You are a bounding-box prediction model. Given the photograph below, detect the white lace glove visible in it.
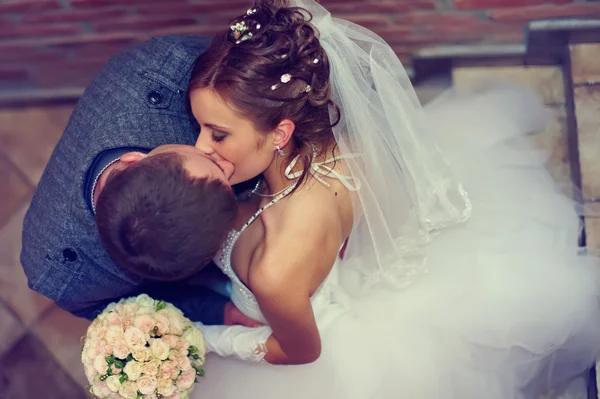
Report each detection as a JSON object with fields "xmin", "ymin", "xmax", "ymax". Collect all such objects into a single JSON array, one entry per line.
[{"xmin": 195, "ymin": 323, "xmax": 273, "ymax": 363}]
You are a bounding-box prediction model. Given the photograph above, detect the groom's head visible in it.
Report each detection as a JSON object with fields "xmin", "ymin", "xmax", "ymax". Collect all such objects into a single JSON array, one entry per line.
[{"xmin": 95, "ymin": 145, "xmax": 237, "ymax": 281}]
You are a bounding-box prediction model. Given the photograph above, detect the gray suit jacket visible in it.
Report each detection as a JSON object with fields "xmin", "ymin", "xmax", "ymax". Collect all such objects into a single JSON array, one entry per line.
[{"xmin": 21, "ymin": 35, "xmax": 229, "ymax": 324}]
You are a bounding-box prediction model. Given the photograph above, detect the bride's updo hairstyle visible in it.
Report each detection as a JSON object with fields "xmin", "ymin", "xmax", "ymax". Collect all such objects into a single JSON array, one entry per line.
[{"xmin": 188, "ymin": 0, "xmax": 340, "ymax": 187}]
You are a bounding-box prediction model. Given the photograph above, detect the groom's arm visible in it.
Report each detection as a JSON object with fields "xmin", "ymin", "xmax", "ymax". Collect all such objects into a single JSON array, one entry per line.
[
  {"xmin": 39, "ymin": 274, "xmax": 230, "ymax": 325},
  {"xmin": 145, "ymin": 283, "xmax": 228, "ymax": 325}
]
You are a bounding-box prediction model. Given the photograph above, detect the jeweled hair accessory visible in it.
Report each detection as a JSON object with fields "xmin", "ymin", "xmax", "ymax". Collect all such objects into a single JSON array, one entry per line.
[
  {"xmin": 270, "ymin": 73, "xmax": 291, "ymax": 90},
  {"xmin": 230, "ymin": 21, "xmax": 252, "ymax": 44},
  {"xmin": 230, "ymin": 8, "xmax": 263, "ymax": 45},
  {"xmin": 270, "ymin": 73, "xmax": 311, "ymax": 93}
]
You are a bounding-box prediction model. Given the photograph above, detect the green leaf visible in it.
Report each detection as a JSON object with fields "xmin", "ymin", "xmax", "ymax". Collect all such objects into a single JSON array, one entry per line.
[
  {"xmin": 106, "ymin": 367, "xmax": 113, "ymax": 376},
  {"xmin": 119, "ymin": 374, "xmax": 128, "ymax": 384},
  {"xmin": 192, "ymin": 354, "xmax": 200, "ymax": 360},
  {"xmin": 197, "ymin": 369, "xmax": 205, "ymax": 377},
  {"xmin": 126, "ymin": 354, "xmax": 134, "ymax": 362},
  {"xmin": 137, "ymin": 393, "xmax": 143, "ymax": 399},
  {"xmin": 105, "ymin": 355, "xmax": 115, "ymax": 364},
  {"xmin": 155, "ymin": 301, "xmax": 166, "ymax": 311},
  {"xmin": 188, "ymin": 346, "xmax": 198, "ymax": 354},
  {"xmin": 114, "ymin": 360, "xmax": 125, "ymax": 369}
]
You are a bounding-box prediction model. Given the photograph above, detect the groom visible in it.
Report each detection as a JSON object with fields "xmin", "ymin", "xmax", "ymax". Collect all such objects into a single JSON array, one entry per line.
[{"xmin": 20, "ymin": 35, "xmax": 257, "ymax": 327}]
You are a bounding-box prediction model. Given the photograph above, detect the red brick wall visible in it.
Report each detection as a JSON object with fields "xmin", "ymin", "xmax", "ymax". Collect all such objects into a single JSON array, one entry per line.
[{"xmin": 1, "ymin": 0, "xmax": 600, "ymax": 93}]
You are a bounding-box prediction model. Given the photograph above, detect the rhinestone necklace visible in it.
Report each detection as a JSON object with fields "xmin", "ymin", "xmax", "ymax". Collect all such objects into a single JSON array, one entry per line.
[{"xmin": 253, "ymin": 178, "xmax": 299, "ymax": 198}]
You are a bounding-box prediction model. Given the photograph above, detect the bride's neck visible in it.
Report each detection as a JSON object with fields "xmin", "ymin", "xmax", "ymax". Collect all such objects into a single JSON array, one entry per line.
[{"xmin": 261, "ymin": 151, "xmax": 305, "ymax": 195}]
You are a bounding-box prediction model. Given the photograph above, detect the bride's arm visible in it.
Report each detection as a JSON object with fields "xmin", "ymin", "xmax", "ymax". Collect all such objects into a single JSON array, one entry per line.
[
  {"xmin": 196, "ymin": 191, "xmax": 348, "ymax": 365},
  {"xmin": 250, "ymin": 193, "xmax": 345, "ymax": 364}
]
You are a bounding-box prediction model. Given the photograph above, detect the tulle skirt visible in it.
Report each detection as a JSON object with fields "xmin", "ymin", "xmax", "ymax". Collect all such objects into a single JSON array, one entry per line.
[{"xmin": 192, "ymin": 85, "xmax": 600, "ymax": 399}]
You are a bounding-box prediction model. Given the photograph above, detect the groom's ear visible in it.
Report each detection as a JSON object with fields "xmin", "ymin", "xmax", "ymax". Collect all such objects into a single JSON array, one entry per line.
[
  {"xmin": 272, "ymin": 119, "xmax": 295, "ymax": 149},
  {"xmin": 119, "ymin": 152, "xmax": 148, "ymax": 165}
]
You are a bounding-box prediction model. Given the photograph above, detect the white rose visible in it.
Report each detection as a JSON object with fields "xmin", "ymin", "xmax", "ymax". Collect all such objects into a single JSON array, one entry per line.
[
  {"xmin": 141, "ymin": 361, "xmax": 159, "ymax": 376},
  {"xmin": 105, "ymin": 325, "xmax": 124, "ymax": 345},
  {"xmin": 81, "ymin": 340, "xmax": 90, "ymax": 363},
  {"xmin": 92, "ymin": 381, "xmax": 112, "ymax": 398},
  {"xmin": 118, "ymin": 380, "xmax": 138, "ymax": 399},
  {"xmin": 123, "ymin": 301, "xmax": 139, "ymax": 314},
  {"xmin": 123, "ymin": 360, "xmax": 143, "ymax": 381},
  {"xmin": 132, "ymin": 347, "xmax": 151, "ymax": 363},
  {"xmin": 159, "ymin": 360, "xmax": 177, "ymax": 376},
  {"xmin": 176, "ymin": 369, "xmax": 196, "ymax": 390},
  {"xmin": 136, "ymin": 306, "xmax": 154, "ymax": 316},
  {"xmin": 177, "ymin": 337, "xmax": 190, "ymax": 352},
  {"xmin": 89, "ymin": 320, "xmax": 106, "ymax": 339},
  {"xmin": 121, "ymin": 319, "xmax": 133, "ymax": 330},
  {"xmin": 94, "ymin": 354, "xmax": 109, "ymax": 375},
  {"xmin": 154, "ymin": 315, "xmax": 170, "ymax": 335},
  {"xmin": 181, "ymin": 327, "xmax": 206, "ymax": 363},
  {"xmin": 101, "ymin": 340, "xmax": 114, "ymax": 356},
  {"xmin": 135, "ymin": 294, "xmax": 155, "ymax": 308},
  {"xmin": 167, "ymin": 349, "xmax": 181, "ymax": 361},
  {"xmin": 104, "ymin": 302, "xmax": 117, "ymax": 313},
  {"xmin": 110, "ymin": 364, "xmax": 122, "ymax": 375},
  {"xmin": 170, "ymin": 368, "xmax": 180, "ymax": 381},
  {"xmin": 86, "ymin": 343, "xmax": 101, "ymax": 361},
  {"xmin": 134, "ymin": 314, "xmax": 155, "ymax": 335},
  {"xmin": 148, "ymin": 358, "xmax": 162, "ymax": 370},
  {"xmin": 177, "ymin": 356, "xmax": 192, "ymax": 372},
  {"xmin": 124, "ymin": 326, "xmax": 146, "ymax": 350},
  {"xmin": 137, "ymin": 375, "xmax": 158, "ymax": 395},
  {"xmin": 150, "ymin": 338, "xmax": 170, "ymax": 361},
  {"xmin": 168, "ymin": 315, "xmax": 185, "ymax": 336},
  {"xmin": 157, "ymin": 378, "xmax": 176, "ymax": 397},
  {"xmin": 113, "ymin": 340, "xmax": 130, "ymax": 360},
  {"xmin": 161, "ymin": 335, "xmax": 179, "ymax": 349},
  {"xmin": 105, "ymin": 375, "xmax": 122, "ymax": 393},
  {"xmin": 105, "ymin": 312, "xmax": 123, "ymax": 327},
  {"xmin": 83, "ymin": 362, "xmax": 96, "ymax": 383},
  {"xmin": 163, "ymin": 304, "xmax": 184, "ymax": 318}
]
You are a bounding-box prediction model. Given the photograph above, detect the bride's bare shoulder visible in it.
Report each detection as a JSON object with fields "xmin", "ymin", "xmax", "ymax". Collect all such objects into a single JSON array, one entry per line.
[{"xmin": 247, "ymin": 184, "xmax": 345, "ymax": 295}]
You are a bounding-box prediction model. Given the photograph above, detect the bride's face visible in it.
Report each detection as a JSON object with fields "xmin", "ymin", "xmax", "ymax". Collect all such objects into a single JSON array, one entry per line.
[{"xmin": 189, "ymin": 88, "xmax": 276, "ymax": 185}]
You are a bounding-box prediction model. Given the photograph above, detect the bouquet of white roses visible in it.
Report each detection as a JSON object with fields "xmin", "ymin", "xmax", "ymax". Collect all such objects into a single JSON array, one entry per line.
[{"xmin": 81, "ymin": 294, "xmax": 206, "ymax": 399}]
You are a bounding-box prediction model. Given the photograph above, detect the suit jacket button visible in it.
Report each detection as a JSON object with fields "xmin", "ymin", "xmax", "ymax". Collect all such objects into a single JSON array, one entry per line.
[
  {"xmin": 62, "ymin": 248, "xmax": 78, "ymax": 262},
  {"xmin": 147, "ymin": 91, "xmax": 163, "ymax": 105}
]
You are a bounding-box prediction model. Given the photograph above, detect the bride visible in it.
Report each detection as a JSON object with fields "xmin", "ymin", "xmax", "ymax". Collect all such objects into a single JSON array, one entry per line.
[{"xmin": 186, "ymin": 0, "xmax": 600, "ymax": 397}]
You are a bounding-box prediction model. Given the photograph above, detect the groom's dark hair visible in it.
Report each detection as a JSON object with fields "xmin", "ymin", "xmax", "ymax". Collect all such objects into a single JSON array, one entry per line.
[{"xmin": 95, "ymin": 152, "xmax": 237, "ymax": 281}]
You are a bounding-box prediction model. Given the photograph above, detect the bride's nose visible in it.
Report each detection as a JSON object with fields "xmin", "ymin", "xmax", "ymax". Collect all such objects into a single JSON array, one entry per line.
[{"xmin": 195, "ymin": 133, "xmax": 214, "ymax": 155}]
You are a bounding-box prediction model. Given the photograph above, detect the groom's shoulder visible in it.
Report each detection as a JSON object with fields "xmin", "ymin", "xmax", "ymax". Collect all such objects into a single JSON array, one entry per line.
[
  {"xmin": 31, "ymin": 34, "xmax": 213, "ymax": 207},
  {"xmin": 20, "ymin": 35, "xmax": 213, "ymax": 309}
]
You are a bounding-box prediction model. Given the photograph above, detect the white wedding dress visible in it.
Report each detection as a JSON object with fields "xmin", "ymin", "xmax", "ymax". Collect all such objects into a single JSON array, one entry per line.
[{"xmin": 192, "ymin": 86, "xmax": 600, "ymax": 399}]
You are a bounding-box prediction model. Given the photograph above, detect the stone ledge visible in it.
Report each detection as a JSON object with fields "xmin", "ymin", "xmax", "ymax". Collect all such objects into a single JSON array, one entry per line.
[{"xmin": 526, "ymin": 18, "xmax": 600, "ymax": 58}]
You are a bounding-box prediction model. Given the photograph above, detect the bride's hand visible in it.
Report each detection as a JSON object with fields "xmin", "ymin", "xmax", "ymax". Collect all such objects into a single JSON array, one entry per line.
[{"xmin": 224, "ymin": 301, "xmax": 263, "ymax": 328}]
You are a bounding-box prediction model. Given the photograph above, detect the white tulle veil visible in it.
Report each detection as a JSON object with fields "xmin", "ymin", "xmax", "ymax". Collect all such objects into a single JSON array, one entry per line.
[{"xmin": 291, "ymin": 0, "xmax": 473, "ymax": 294}]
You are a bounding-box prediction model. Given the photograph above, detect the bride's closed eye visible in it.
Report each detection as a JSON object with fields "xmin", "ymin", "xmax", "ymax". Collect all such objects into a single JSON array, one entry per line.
[{"xmin": 211, "ymin": 129, "xmax": 227, "ymax": 143}]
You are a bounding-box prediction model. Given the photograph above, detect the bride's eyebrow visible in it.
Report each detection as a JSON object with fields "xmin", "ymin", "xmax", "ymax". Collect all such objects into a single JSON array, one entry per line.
[{"xmin": 205, "ymin": 123, "xmax": 230, "ymax": 132}]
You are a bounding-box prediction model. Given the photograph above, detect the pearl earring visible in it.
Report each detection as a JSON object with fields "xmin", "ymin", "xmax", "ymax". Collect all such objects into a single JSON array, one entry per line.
[{"xmin": 276, "ymin": 146, "xmax": 285, "ymax": 157}]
